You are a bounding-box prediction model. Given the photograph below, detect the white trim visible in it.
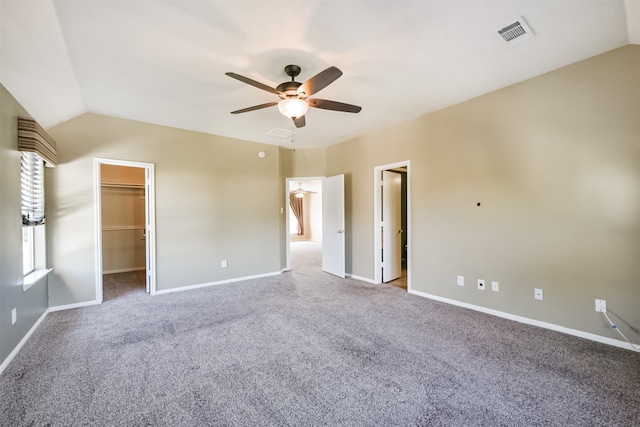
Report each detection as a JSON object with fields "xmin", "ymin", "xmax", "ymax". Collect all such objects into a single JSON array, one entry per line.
[
  {"xmin": 155, "ymin": 271, "xmax": 282, "ymax": 295},
  {"xmin": 347, "ymin": 274, "xmax": 376, "ymax": 284},
  {"xmin": 49, "ymin": 299, "xmax": 101, "ymax": 312},
  {"xmin": 373, "ymin": 161, "xmax": 411, "ymax": 289},
  {"xmin": 0, "ymin": 309, "xmax": 49, "ymax": 375},
  {"xmin": 94, "ymin": 158, "xmax": 157, "ymax": 301},
  {"xmin": 145, "ymin": 165, "xmax": 157, "ymax": 295},
  {"xmin": 93, "ymin": 158, "xmax": 103, "ymax": 303},
  {"xmin": 23, "ymin": 268, "xmax": 52, "ymax": 291},
  {"xmin": 409, "ymin": 289, "xmax": 640, "ymax": 352}
]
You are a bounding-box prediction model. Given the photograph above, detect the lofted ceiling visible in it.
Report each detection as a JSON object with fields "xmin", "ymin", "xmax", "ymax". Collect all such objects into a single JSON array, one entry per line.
[{"xmin": 1, "ymin": 0, "xmax": 638, "ymax": 149}]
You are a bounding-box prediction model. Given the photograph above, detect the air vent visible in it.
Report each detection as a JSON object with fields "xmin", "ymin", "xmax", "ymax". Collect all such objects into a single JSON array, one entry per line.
[
  {"xmin": 497, "ymin": 17, "xmax": 534, "ymax": 46},
  {"xmin": 266, "ymin": 128, "xmax": 295, "ymax": 138}
]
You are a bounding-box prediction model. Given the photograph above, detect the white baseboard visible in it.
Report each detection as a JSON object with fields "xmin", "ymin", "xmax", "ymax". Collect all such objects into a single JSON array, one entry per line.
[
  {"xmin": 49, "ymin": 299, "xmax": 101, "ymax": 312},
  {"xmin": 155, "ymin": 271, "xmax": 283, "ymax": 295},
  {"xmin": 347, "ymin": 274, "xmax": 376, "ymax": 284},
  {"xmin": 0, "ymin": 309, "xmax": 50, "ymax": 376},
  {"xmin": 409, "ymin": 289, "xmax": 639, "ymax": 352}
]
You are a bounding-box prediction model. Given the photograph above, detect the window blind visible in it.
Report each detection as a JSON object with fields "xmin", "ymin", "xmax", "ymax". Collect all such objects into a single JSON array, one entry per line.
[{"xmin": 21, "ymin": 152, "xmax": 45, "ymax": 226}]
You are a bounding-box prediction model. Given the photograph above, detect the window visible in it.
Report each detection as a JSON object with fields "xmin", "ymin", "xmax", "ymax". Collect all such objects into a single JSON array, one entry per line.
[
  {"xmin": 22, "ymin": 226, "xmax": 35, "ymax": 275},
  {"xmin": 21, "ymin": 151, "xmax": 45, "ymax": 277},
  {"xmin": 17, "ymin": 116, "xmax": 57, "ymax": 287},
  {"xmin": 289, "ymin": 205, "xmax": 299, "ymax": 234},
  {"xmin": 21, "ymin": 151, "xmax": 45, "ymax": 226}
]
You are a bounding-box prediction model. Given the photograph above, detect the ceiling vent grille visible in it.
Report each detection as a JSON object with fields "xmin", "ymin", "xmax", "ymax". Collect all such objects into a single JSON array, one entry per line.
[{"xmin": 497, "ymin": 17, "xmax": 534, "ymax": 46}]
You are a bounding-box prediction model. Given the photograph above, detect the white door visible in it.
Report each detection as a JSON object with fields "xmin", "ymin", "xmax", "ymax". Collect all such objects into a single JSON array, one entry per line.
[
  {"xmin": 322, "ymin": 174, "xmax": 345, "ymax": 278},
  {"xmin": 382, "ymin": 171, "xmax": 402, "ymax": 282}
]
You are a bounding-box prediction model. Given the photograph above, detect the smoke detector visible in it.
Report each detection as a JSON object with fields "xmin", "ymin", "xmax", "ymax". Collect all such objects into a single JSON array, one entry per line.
[{"xmin": 497, "ymin": 17, "xmax": 534, "ymax": 46}]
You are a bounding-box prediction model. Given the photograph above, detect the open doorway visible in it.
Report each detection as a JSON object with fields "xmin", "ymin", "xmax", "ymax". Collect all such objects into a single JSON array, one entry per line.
[
  {"xmin": 374, "ymin": 161, "xmax": 410, "ymax": 290},
  {"xmin": 285, "ymin": 177, "xmax": 323, "ymax": 272},
  {"xmin": 94, "ymin": 158, "xmax": 156, "ymax": 302}
]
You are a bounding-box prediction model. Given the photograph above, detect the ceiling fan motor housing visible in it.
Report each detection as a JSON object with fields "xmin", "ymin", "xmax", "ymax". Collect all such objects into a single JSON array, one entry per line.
[
  {"xmin": 278, "ymin": 65, "xmax": 304, "ymax": 98},
  {"xmin": 276, "ymin": 81, "xmax": 302, "ymax": 98}
]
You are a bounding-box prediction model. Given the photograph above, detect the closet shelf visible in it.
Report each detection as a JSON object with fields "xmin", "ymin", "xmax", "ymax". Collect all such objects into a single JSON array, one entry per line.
[
  {"xmin": 102, "ymin": 225, "xmax": 146, "ymax": 231},
  {"xmin": 101, "ymin": 182, "xmax": 145, "ymax": 189}
]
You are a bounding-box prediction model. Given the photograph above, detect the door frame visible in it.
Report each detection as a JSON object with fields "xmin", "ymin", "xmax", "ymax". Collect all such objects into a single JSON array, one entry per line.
[
  {"xmin": 284, "ymin": 176, "xmax": 324, "ymax": 271},
  {"xmin": 93, "ymin": 158, "xmax": 157, "ymax": 301},
  {"xmin": 374, "ymin": 161, "xmax": 411, "ymax": 289}
]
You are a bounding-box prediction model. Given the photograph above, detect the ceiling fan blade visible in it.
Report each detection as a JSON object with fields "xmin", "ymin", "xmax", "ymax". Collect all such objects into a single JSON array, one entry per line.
[
  {"xmin": 225, "ymin": 72, "xmax": 283, "ymax": 95},
  {"xmin": 308, "ymin": 98, "xmax": 362, "ymax": 113},
  {"xmin": 230, "ymin": 102, "xmax": 278, "ymax": 114},
  {"xmin": 297, "ymin": 66, "xmax": 343, "ymax": 97},
  {"xmin": 293, "ymin": 115, "xmax": 306, "ymax": 128}
]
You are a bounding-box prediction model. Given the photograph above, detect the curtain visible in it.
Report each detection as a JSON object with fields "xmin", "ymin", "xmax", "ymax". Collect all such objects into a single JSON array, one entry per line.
[
  {"xmin": 289, "ymin": 193, "xmax": 304, "ymax": 235},
  {"xmin": 18, "ymin": 117, "xmax": 57, "ymax": 226},
  {"xmin": 18, "ymin": 117, "xmax": 57, "ymax": 167}
]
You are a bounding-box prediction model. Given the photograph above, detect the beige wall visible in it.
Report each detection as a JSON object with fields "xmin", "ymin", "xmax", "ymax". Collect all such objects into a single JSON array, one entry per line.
[
  {"xmin": 309, "ymin": 192, "xmax": 322, "ymax": 241},
  {"xmin": 0, "ymin": 85, "xmax": 49, "ymax": 363},
  {"xmin": 47, "ymin": 114, "xmax": 282, "ymax": 305},
  {"xmin": 326, "ymin": 45, "xmax": 640, "ymax": 343},
  {"xmin": 280, "ymin": 147, "xmax": 327, "ymax": 179}
]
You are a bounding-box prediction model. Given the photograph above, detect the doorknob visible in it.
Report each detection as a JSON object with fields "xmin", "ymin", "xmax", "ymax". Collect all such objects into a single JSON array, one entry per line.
[{"xmin": 337, "ymin": 229, "xmax": 345, "ymax": 234}]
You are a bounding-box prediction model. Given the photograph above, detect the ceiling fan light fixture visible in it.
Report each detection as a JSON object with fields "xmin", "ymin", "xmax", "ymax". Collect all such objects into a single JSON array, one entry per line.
[
  {"xmin": 295, "ymin": 191, "xmax": 304, "ymax": 198},
  {"xmin": 278, "ymin": 98, "xmax": 308, "ymax": 119},
  {"xmin": 227, "ymin": 65, "xmax": 361, "ymax": 128}
]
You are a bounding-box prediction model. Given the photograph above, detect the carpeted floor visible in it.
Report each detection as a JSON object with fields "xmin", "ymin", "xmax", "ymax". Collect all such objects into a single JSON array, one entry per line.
[{"xmin": 1, "ymin": 241, "xmax": 639, "ymax": 426}]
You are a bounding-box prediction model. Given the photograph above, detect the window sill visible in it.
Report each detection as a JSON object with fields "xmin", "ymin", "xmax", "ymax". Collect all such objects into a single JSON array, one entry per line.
[{"xmin": 23, "ymin": 268, "xmax": 52, "ymax": 291}]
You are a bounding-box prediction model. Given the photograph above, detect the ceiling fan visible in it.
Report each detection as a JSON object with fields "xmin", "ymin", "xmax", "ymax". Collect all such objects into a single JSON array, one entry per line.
[
  {"xmin": 225, "ymin": 65, "xmax": 362, "ymax": 128},
  {"xmin": 291, "ymin": 181, "xmax": 318, "ymax": 198}
]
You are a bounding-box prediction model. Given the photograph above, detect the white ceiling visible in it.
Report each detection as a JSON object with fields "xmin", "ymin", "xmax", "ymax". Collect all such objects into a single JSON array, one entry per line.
[{"xmin": 1, "ymin": 0, "xmax": 638, "ymax": 149}]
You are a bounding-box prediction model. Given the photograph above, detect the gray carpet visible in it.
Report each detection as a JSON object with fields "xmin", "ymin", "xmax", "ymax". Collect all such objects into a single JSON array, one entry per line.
[{"xmin": 2, "ymin": 241, "xmax": 639, "ymax": 426}]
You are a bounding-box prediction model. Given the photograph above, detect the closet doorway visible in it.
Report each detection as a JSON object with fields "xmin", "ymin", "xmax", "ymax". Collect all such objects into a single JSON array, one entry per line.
[{"xmin": 94, "ymin": 158, "xmax": 156, "ymax": 301}]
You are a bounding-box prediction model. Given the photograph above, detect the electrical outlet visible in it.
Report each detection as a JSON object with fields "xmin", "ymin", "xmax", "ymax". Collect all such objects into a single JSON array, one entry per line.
[
  {"xmin": 457, "ymin": 275, "xmax": 464, "ymax": 286},
  {"xmin": 491, "ymin": 281, "xmax": 499, "ymax": 292},
  {"xmin": 534, "ymin": 288, "xmax": 543, "ymax": 300},
  {"xmin": 11, "ymin": 308, "xmax": 17, "ymax": 325},
  {"xmin": 477, "ymin": 279, "xmax": 485, "ymax": 290},
  {"xmin": 221, "ymin": 260, "xmax": 228, "ymax": 268},
  {"xmin": 595, "ymin": 299, "xmax": 606, "ymax": 313}
]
